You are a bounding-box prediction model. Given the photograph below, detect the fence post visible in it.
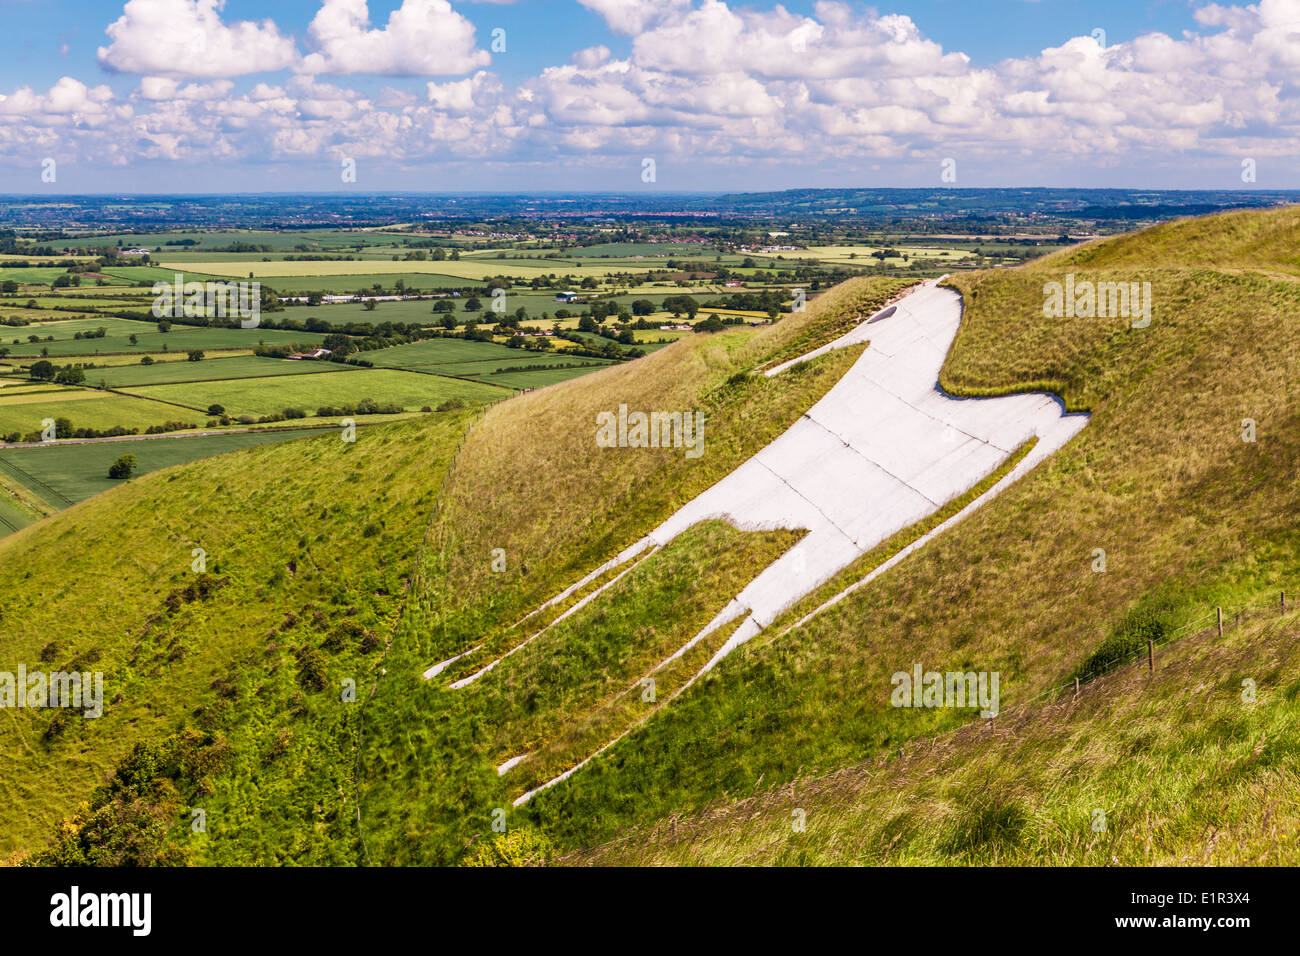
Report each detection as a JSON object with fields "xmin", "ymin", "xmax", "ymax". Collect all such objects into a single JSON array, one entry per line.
[
  {"xmin": 1147, "ymin": 638, "xmax": 1154, "ymax": 672},
  {"xmin": 1217, "ymin": 606, "xmax": 1223, "ymax": 638},
  {"xmin": 1074, "ymin": 676, "xmax": 1080, "ymax": 698},
  {"xmin": 1283, "ymin": 591, "xmax": 1287, "ymax": 615}
]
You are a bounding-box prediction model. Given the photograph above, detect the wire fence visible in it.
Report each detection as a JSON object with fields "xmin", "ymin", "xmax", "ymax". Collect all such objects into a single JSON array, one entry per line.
[
  {"xmin": 971, "ymin": 589, "xmax": 1293, "ymax": 726},
  {"xmin": 569, "ymin": 588, "xmax": 1298, "ymax": 858}
]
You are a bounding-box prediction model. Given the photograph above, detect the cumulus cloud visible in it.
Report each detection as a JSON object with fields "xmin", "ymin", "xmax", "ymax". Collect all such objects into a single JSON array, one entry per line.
[
  {"xmin": 300, "ymin": 0, "xmax": 492, "ymax": 76},
  {"xmin": 97, "ymin": 0, "xmax": 296, "ymax": 78},
  {"xmin": 577, "ymin": 0, "xmax": 692, "ymax": 35},
  {"xmin": 11, "ymin": 0, "xmax": 1300, "ymax": 182},
  {"xmin": 0, "ymin": 77, "xmax": 120, "ymax": 121},
  {"xmin": 138, "ymin": 77, "xmax": 235, "ymax": 101}
]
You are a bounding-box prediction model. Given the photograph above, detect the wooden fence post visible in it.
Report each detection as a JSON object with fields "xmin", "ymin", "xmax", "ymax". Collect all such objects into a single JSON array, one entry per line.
[
  {"xmin": 1074, "ymin": 676, "xmax": 1080, "ymax": 698},
  {"xmin": 1217, "ymin": 606, "xmax": 1223, "ymax": 638},
  {"xmin": 1283, "ymin": 591, "xmax": 1287, "ymax": 615},
  {"xmin": 1147, "ymin": 638, "xmax": 1154, "ymax": 672}
]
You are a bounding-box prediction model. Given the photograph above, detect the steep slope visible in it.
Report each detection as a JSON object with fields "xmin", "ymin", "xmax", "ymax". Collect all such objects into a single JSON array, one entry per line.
[
  {"xmin": 2, "ymin": 275, "xmax": 910, "ymax": 863},
  {"xmin": 9, "ymin": 206, "xmax": 1300, "ymax": 867},
  {"xmin": 0, "ymin": 411, "xmax": 472, "ymax": 861},
  {"xmin": 511, "ymin": 208, "xmax": 1300, "ymax": 858},
  {"xmin": 568, "ymin": 599, "xmax": 1300, "ymax": 866}
]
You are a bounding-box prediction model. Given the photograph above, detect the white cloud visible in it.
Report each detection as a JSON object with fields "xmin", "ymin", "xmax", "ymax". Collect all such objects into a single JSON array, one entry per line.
[
  {"xmin": 10, "ymin": 0, "xmax": 1300, "ymax": 183},
  {"xmin": 138, "ymin": 77, "xmax": 235, "ymax": 101},
  {"xmin": 301, "ymin": 0, "xmax": 492, "ymax": 76},
  {"xmin": 577, "ymin": 0, "xmax": 692, "ymax": 35},
  {"xmin": 0, "ymin": 77, "xmax": 120, "ymax": 121},
  {"xmin": 98, "ymin": 0, "xmax": 296, "ymax": 78}
]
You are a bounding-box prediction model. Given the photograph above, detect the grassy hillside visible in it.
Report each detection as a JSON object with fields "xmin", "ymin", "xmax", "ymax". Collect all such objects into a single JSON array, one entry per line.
[
  {"xmin": 0, "ymin": 411, "xmax": 471, "ymax": 860},
  {"xmin": 7, "ymin": 205, "xmax": 1300, "ymax": 868},
  {"xmin": 569, "ymin": 601, "xmax": 1300, "ymax": 865},
  {"xmin": 0, "ymin": 276, "xmax": 908, "ymax": 863}
]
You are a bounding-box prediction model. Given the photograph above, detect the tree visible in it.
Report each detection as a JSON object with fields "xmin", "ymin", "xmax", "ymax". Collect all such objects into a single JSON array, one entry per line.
[
  {"xmin": 0, "ymin": 280, "xmax": 17, "ymax": 294},
  {"xmin": 140, "ymin": 356, "xmax": 155, "ymax": 365},
  {"xmin": 207, "ymin": 404, "xmax": 225, "ymax": 415},
  {"xmin": 322, "ymin": 333, "xmax": 353, "ymax": 356},
  {"xmin": 187, "ymin": 350, "xmax": 205, "ymax": 362},
  {"xmin": 632, "ymin": 299, "xmax": 655, "ymax": 316},
  {"xmin": 129, "ymin": 334, "xmax": 138, "ymax": 345},
  {"xmin": 54, "ymin": 367, "xmax": 85, "ymax": 385},
  {"xmin": 108, "ymin": 454, "xmax": 137, "ymax": 480},
  {"xmin": 29, "ymin": 359, "xmax": 55, "ymax": 381},
  {"xmin": 363, "ymin": 300, "xmax": 377, "ymax": 311},
  {"xmin": 157, "ymin": 321, "xmax": 171, "ymax": 333},
  {"xmin": 464, "ymin": 296, "xmax": 481, "ymax": 311}
]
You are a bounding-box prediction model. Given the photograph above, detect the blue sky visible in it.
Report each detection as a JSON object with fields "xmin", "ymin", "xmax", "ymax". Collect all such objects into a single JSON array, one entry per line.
[
  {"xmin": 0, "ymin": 0, "xmax": 1294, "ymax": 192},
  {"xmin": 1, "ymin": 1, "xmax": 1206, "ymax": 87}
]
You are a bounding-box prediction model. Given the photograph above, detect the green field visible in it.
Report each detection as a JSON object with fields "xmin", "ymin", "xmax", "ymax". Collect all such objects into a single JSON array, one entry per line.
[
  {"xmin": 0, "ymin": 495, "xmax": 32, "ymax": 535},
  {"xmin": 364, "ymin": 336, "xmax": 617, "ymax": 385},
  {"xmin": 366, "ymin": 337, "xmax": 551, "ymax": 369},
  {"xmin": 266, "ymin": 273, "xmax": 472, "ymax": 293},
  {"xmin": 89, "ymin": 354, "xmax": 360, "ymax": 389},
  {"xmin": 0, "ymin": 267, "xmax": 94, "ymax": 284},
  {"xmin": 3, "ymin": 322, "xmax": 327, "ymax": 358},
  {"xmin": 122, "ymin": 367, "xmax": 509, "ymax": 415},
  {"xmin": 0, "ymin": 389, "xmax": 201, "ymax": 436},
  {"xmin": 0, "ymin": 428, "xmax": 325, "ymax": 516}
]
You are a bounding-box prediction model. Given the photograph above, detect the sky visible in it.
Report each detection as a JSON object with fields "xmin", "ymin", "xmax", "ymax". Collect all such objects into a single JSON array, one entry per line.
[{"xmin": 0, "ymin": 0, "xmax": 1297, "ymax": 193}]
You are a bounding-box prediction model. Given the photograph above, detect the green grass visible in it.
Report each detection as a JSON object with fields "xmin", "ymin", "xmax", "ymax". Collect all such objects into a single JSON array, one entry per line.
[
  {"xmin": 263, "ymin": 273, "xmax": 471, "ymax": 293},
  {"xmin": 0, "ymin": 429, "xmax": 324, "ymax": 514},
  {"xmin": 364, "ymin": 335, "xmax": 618, "ymax": 386},
  {"xmin": 569, "ymin": 606, "xmax": 1300, "ymax": 865},
  {"xmin": 89, "ymin": 355, "xmax": 360, "ymax": 389},
  {"xmin": 0, "ymin": 389, "xmax": 202, "ymax": 436},
  {"xmin": 0, "ymin": 495, "xmax": 33, "ymax": 534},
  {"xmin": 0, "ymin": 275, "xmax": 898, "ymax": 864},
  {"xmin": 121, "ymin": 368, "xmax": 509, "ymax": 415},
  {"xmin": 8, "ymin": 206, "xmax": 1300, "ymax": 869},
  {"xmin": 0, "ymin": 412, "xmax": 473, "ymax": 862},
  {"xmin": 3, "ymin": 324, "xmax": 327, "ymax": 359}
]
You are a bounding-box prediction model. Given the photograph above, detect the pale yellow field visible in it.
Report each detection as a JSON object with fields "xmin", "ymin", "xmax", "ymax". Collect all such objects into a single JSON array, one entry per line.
[
  {"xmin": 158, "ymin": 259, "xmax": 655, "ymax": 280},
  {"xmin": 86, "ymin": 349, "xmax": 252, "ymax": 367},
  {"xmin": 0, "ymin": 385, "xmax": 105, "ymax": 406}
]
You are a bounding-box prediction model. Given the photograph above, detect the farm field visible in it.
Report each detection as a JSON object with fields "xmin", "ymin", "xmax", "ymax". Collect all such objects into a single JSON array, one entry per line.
[
  {"xmin": 53, "ymin": 229, "xmax": 409, "ymax": 253},
  {"xmin": 0, "ymin": 495, "xmax": 32, "ymax": 535},
  {"xmin": 2, "ymin": 323, "xmax": 327, "ymax": 358},
  {"xmin": 99, "ymin": 265, "xmax": 232, "ymax": 284},
  {"xmin": 482, "ymin": 365, "xmax": 620, "ymax": 389},
  {"xmin": 0, "ymin": 389, "xmax": 202, "ymax": 436},
  {"xmin": 262, "ymin": 273, "xmax": 470, "ymax": 293},
  {"xmin": 365, "ymin": 336, "xmax": 552, "ymax": 369},
  {"xmin": 121, "ymin": 367, "xmax": 509, "ymax": 416},
  {"xmin": 0, "ymin": 427, "xmax": 325, "ymax": 516},
  {"xmin": 281, "ymin": 299, "xmax": 469, "ymax": 325},
  {"xmin": 0, "ymin": 267, "xmax": 123, "ymax": 285},
  {"xmin": 89, "ymin": 354, "xmax": 360, "ymax": 388},
  {"xmin": 160, "ymin": 258, "xmax": 656, "ymax": 280}
]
